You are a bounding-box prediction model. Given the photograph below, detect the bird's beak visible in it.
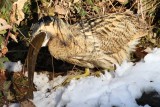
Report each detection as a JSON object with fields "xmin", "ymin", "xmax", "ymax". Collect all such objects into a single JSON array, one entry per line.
[
  {"xmin": 27, "ymin": 32, "xmax": 46, "ymax": 99},
  {"xmin": 31, "ymin": 31, "xmax": 50, "ymax": 47}
]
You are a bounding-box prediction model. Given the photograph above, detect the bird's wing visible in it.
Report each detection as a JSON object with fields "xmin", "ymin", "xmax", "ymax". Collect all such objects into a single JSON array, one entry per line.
[{"xmin": 71, "ymin": 12, "xmax": 146, "ymax": 54}]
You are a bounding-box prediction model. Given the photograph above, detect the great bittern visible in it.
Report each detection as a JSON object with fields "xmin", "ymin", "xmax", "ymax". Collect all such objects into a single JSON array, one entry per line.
[
  {"xmin": 31, "ymin": 10, "xmax": 148, "ymax": 68},
  {"xmin": 27, "ymin": 10, "xmax": 149, "ymax": 98}
]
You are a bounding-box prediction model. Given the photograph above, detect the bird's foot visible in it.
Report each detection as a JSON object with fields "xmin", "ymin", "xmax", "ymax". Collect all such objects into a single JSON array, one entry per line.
[
  {"xmin": 61, "ymin": 68, "xmax": 90, "ymax": 86},
  {"xmin": 53, "ymin": 68, "xmax": 109, "ymax": 89},
  {"xmin": 93, "ymin": 71, "xmax": 104, "ymax": 77},
  {"xmin": 53, "ymin": 68, "xmax": 90, "ymax": 89}
]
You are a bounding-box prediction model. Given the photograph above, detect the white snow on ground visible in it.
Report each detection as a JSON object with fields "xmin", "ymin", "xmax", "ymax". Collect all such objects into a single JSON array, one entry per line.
[
  {"xmin": 7, "ymin": 48, "xmax": 160, "ymax": 107},
  {"xmin": 4, "ymin": 61, "xmax": 22, "ymax": 72}
]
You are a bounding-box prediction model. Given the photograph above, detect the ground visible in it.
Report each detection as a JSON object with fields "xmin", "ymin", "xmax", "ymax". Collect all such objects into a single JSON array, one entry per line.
[{"xmin": 4, "ymin": 48, "xmax": 160, "ymax": 107}]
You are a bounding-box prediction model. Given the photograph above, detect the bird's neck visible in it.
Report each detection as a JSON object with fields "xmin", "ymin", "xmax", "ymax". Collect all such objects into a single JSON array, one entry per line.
[{"xmin": 55, "ymin": 22, "xmax": 74, "ymax": 45}]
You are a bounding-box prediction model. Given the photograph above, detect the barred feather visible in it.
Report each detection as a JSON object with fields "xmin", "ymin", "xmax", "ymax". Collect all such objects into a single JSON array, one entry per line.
[{"xmin": 31, "ymin": 10, "xmax": 149, "ymax": 69}]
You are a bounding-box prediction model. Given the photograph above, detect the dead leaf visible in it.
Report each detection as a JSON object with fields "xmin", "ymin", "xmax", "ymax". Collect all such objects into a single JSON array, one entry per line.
[
  {"xmin": 9, "ymin": 33, "xmax": 18, "ymax": 43},
  {"xmin": 1, "ymin": 47, "xmax": 8, "ymax": 55},
  {"xmin": 0, "ymin": 18, "xmax": 12, "ymax": 31},
  {"xmin": 55, "ymin": 5, "xmax": 67, "ymax": 15},
  {"xmin": 0, "ymin": 53, "xmax": 2, "ymax": 57},
  {"xmin": 134, "ymin": 47, "xmax": 147, "ymax": 62},
  {"xmin": 73, "ymin": 0, "xmax": 80, "ymax": 3},
  {"xmin": 6, "ymin": 91, "xmax": 14, "ymax": 101},
  {"xmin": 20, "ymin": 100, "xmax": 36, "ymax": 107},
  {"xmin": 10, "ymin": 4, "xmax": 17, "ymax": 24},
  {"xmin": 11, "ymin": 0, "xmax": 28, "ymax": 25},
  {"xmin": 116, "ymin": 0, "xmax": 129, "ymax": 4}
]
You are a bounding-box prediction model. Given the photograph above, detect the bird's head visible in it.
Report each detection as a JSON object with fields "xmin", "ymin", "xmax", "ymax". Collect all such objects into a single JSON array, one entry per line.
[{"xmin": 30, "ymin": 16, "xmax": 68, "ymax": 47}]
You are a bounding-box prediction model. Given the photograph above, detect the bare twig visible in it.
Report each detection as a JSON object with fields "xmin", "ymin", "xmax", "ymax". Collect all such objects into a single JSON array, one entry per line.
[{"xmin": 109, "ymin": 0, "xmax": 117, "ymax": 12}]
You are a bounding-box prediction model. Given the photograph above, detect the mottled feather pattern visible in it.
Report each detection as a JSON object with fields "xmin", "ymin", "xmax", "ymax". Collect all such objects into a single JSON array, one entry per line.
[{"xmin": 31, "ymin": 11, "xmax": 148, "ymax": 69}]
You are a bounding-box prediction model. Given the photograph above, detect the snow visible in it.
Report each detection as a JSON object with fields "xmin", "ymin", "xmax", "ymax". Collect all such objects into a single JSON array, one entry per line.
[
  {"xmin": 4, "ymin": 61, "xmax": 22, "ymax": 72},
  {"xmin": 7, "ymin": 48, "xmax": 160, "ymax": 107}
]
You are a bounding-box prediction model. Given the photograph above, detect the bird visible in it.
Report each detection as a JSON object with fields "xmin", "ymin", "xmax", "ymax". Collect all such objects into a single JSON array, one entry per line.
[
  {"xmin": 27, "ymin": 10, "xmax": 149, "ymax": 99},
  {"xmin": 31, "ymin": 10, "xmax": 148, "ymax": 70}
]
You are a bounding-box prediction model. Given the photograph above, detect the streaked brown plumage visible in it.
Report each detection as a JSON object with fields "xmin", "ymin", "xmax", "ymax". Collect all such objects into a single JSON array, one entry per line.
[{"xmin": 31, "ymin": 10, "xmax": 148, "ymax": 69}]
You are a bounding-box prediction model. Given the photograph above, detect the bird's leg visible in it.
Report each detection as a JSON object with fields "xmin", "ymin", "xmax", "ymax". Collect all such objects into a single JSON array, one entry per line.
[
  {"xmin": 61, "ymin": 67, "xmax": 115, "ymax": 86},
  {"xmin": 61, "ymin": 68, "xmax": 90, "ymax": 86},
  {"xmin": 53, "ymin": 67, "xmax": 114, "ymax": 89},
  {"xmin": 82, "ymin": 68, "xmax": 90, "ymax": 76}
]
